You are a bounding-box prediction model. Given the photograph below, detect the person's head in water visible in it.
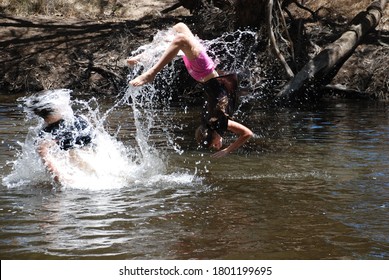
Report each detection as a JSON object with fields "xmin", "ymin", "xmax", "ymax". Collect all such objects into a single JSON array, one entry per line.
[
  {"xmin": 27, "ymin": 100, "xmax": 55, "ymax": 119},
  {"xmin": 23, "ymin": 89, "xmax": 74, "ymax": 123},
  {"xmin": 195, "ymin": 125, "xmax": 223, "ymax": 150}
]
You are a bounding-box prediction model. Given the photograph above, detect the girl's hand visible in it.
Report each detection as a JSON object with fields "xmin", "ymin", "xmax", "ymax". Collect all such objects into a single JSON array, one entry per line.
[
  {"xmin": 209, "ymin": 121, "xmax": 252, "ymax": 158},
  {"xmin": 211, "ymin": 149, "xmax": 229, "ymax": 158}
]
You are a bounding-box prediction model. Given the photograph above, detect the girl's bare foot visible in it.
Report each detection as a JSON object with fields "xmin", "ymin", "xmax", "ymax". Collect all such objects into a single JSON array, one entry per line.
[
  {"xmin": 129, "ymin": 71, "xmax": 156, "ymax": 86},
  {"xmin": 127, "ymin": 55, "xmax": 140, "ymax": 66}
]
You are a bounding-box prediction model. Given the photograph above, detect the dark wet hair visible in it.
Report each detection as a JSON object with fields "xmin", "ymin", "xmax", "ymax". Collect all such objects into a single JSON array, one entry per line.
[
  {"xmin": 195, "ymin": 124, "xmax": 214, "ymax": 148},
  {"xmin": 21, "ymin": 89, "xmax": 73, "ymax": 120},
  {"xmin": 31, "ymin": 103, "xmax": 55, "ymax": 118},
  {"xmin": 23, "ymin": 93, "xmax": 57, "ymax": 119}
]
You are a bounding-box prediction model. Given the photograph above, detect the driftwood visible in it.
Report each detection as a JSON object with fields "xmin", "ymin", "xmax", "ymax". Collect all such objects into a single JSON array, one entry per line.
[
  {"xmin": 161, "ymin": 0, "xmax": 204, "ymax": 14},
  {"xmin": 324, "ymin": 84, "xmax": 373, "ymax": 100},
  {"xmin": 276, "ymin": 0, "xmax": 388, "ymax": 103},
  {"xmin": 161, "ymin": 2, "xmax": 183, "ymax": 14}
]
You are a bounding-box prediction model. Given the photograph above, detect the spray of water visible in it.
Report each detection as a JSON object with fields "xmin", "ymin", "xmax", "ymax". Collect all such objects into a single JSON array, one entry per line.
[
  {"xmin": 3, "ymin": 27, "xmax": 262, "ymax": 190},
  {"xmin": 2, "ymin": 87, "xmax": 189, "ymax": 190}
]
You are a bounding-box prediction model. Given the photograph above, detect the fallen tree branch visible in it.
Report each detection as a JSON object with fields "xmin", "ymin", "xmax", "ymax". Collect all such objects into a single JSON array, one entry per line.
[
  {"xmin": 267, "ymin": 0, "xmax": 295, "ymax": 79},
  {"xmin": 275, "ymin": 0, "xmax": 387, "ymax": 103},
  {"xmin": 323, "ymin": 84, "xmax": 374, "ymax": 99},
  {"xmin": 277, "ymin": 0, "xmax": 295, "ymax": 61},
  {"xmin": 161, "ymin": 2, "xmax": 183, "ymax": 14}
]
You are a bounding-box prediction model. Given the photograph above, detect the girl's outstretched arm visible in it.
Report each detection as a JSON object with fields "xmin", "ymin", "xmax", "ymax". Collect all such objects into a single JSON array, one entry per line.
[{"xmin": 211, "ymin": 120, "xmax": 253, "ymax": 158}]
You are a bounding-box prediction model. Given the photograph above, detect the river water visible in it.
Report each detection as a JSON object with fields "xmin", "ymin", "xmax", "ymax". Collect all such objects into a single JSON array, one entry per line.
[
  {"xmin": 1, "ymin": 92, "xmax": 388, "ymax": 260},
  {"xmin": 1, "ymin": 28, "xmax": 389, "ymax": 260}
]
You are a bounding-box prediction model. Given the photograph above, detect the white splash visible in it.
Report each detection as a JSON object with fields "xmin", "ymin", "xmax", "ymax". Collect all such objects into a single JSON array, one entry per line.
[
  {"xmin": 3, "ymin": 88, "xmax": 194, "ymax": 190},
  {"xmin": 3, "ymin": 27, "xmax": 259, "ymax": 190}
]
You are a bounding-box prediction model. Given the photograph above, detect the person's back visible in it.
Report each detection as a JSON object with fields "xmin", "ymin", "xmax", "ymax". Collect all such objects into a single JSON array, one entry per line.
[{"xmin": 41, "ymin": 115, "xmax": 93, "ymax": 151}]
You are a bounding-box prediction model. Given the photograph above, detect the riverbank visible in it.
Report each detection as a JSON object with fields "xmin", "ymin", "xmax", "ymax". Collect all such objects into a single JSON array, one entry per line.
[
  {"xmin": 0, "ymin": 0, "xmax": 388, "ymax": 99},
  {"xmin": 0, "ymin": 1, "xmax": 191, "ymax": 95}
]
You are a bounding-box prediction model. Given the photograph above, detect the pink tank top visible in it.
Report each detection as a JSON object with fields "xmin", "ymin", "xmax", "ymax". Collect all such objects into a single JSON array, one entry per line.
[{"xmin": 182, "ymin": 50, "xmax": 216, "ymax": 82}]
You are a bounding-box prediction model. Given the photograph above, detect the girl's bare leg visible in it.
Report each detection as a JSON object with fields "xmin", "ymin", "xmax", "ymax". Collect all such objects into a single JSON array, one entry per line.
[
  {"xmin": 129, "ymin": 23, "xmax": 202, "ymax": 87},
  {"xmin": 129, "ymin": 41, "xmax": 181, "ymax": 86}
]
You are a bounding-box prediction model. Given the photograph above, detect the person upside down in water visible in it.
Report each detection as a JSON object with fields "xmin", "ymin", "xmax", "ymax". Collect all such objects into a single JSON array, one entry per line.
[
  {"xmin": 128, "ymin": 22, "xmax": 253, "ymax": 158},
  {"xmin": 24, "ymin": 89, "xmax": 94, "ymax": 182}
]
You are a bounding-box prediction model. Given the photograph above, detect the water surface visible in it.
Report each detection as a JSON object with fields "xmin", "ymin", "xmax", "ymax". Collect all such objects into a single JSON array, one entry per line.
[{"xmin": 1, "ymin": 94, "xmax": 388, "ymax": 259}]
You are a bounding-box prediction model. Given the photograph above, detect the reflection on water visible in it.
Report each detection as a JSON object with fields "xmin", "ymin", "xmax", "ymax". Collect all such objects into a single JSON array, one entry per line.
[{"xmin": 1, "ymin": 94, "xmax": 389, "ymax": 259}]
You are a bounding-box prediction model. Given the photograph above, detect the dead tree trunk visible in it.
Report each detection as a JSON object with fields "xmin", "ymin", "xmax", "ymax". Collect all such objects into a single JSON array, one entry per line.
[{"xmin": 275, "ymin": 0, "xmax": 387, "ymax": 103}]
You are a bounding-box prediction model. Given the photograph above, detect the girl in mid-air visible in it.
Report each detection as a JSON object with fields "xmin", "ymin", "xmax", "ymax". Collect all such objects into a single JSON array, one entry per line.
[{"xmin": 128, "ymin": 22, "xmax": 252, "ymax": 158}]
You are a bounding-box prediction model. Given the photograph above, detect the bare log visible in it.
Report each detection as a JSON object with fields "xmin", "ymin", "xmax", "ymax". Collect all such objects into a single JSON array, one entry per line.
[
  {"xmin": 161, "ymin": 0, "xmax": 205, "ymax": 14},
  {"xmin": 324, "ymin": 84, "xmax": 374, "ymax": 100},
  {"xmin": 161, "ymin": 2, "xmax": 183, "ymax": 14},
  {"xmin": 276, "ymin": 0, "xmax": 387, "ymax": 102}
]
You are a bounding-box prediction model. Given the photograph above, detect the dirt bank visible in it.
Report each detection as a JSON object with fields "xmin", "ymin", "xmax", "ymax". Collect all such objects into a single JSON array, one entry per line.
[
  {"xmin": 0, "ymin": 0, "xmax": 388, "ymax": 100},
  {"xmin": 0, "ymin": 0, "xmax": 189, "ymax": 95}
]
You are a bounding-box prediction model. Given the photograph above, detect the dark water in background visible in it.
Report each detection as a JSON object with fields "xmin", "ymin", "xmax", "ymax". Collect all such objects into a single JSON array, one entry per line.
[{"xmin": 1, "ymin": 93, "xmax": 389, "ymax": 260}]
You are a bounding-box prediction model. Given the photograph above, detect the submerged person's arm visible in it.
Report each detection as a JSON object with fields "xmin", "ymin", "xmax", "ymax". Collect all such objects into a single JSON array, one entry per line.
[
  {"xmin": 211, "ymin": 120, "xmax": 253, "ymax": 158},
  {"xmin": 37, "ymin": 140, "xmax": 61, "ymax": 182}
]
